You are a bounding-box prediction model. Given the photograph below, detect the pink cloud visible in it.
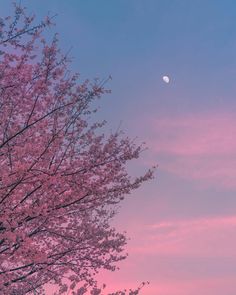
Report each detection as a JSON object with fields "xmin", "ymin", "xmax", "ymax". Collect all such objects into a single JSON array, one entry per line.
[
  {"xmin": 95, "ymin": 276, "xmax": 236, "ymax": 295},
  {"xmin": 94, "ymin": 214, "xmax": 236, "ymax": 295},
  {"xmin": 148, "ymin": 111, "xmax": 236, "ymax": 188},
  {"xmin": 96, "ymin": 214, "xmax": 236, "ymax": 294},
  {"xmin": 128, "ymin": 215, "xmax": 236, "ymax": 257},
  {"xmin": 140, "ymin": 277, "xmax": 236, "ymax": 295}
]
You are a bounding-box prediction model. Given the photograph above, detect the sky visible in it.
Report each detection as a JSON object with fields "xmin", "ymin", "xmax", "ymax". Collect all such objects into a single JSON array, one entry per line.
[{"xmin": 3, "ymin": 1, "xmax": 236, "ymax": 294}]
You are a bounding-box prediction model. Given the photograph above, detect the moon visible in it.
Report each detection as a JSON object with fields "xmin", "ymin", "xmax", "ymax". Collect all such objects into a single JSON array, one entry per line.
[{"xmin": 162, "ymin": 75, "xmax": 170, "ymax": 83}]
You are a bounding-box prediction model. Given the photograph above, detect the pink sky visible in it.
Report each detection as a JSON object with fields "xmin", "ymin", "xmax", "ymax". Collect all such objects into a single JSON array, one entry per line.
[
  {"xmin": 97, "ymin": 213, "xmax": 236, "ymax": 294},
  {"xmin": 95, "ymin": 109, "xmax": 236, "ymax": 294}
]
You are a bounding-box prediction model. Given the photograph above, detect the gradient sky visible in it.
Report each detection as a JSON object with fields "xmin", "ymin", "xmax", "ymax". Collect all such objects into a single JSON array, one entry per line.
[{"xmin": 3, "ymin": 1, "xmax": 236, "ymax": 294}]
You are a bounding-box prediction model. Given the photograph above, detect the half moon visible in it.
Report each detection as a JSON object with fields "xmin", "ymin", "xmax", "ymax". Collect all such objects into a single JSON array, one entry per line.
[{"xmin": 162, "ymin": 75, "xmax": 170, "ymax": 83}]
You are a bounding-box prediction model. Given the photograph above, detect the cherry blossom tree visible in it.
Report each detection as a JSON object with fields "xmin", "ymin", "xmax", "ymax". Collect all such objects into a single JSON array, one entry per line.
[{"xmin": 0, "ymin": 4, "xmax": 154, "ymax": 295}]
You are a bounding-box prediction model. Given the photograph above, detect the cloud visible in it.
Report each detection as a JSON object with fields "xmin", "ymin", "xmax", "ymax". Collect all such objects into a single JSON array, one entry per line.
[
  {"xmin": 129, "ymin": 215, "xmax": 236, "ymax": 257},
  {"xmin": 148, "ymin": 111, "xmax": 236, "ymax": 189},
  {"xmin": 97, "ymin": 277, "xmax": 236, "ymax": 295},
  {"xmin": 140, "ymin": 277, "xmax": 236, "ymax": 295},
  {"xmin": 96, "ymin": 215, "xmax": 236, "ymax": 295}
]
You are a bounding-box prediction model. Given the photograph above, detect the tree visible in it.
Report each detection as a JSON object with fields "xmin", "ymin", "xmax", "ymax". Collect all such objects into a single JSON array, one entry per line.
[{"xmin": 0, "ymin": 4, "xmax": 154, "ymax": 295}]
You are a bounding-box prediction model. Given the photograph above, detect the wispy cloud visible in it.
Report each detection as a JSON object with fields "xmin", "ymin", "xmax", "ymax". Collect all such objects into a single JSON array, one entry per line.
[
  {"xmin": 140, "ymin": 277, "xmax": 236, "ymax": 295},
  {"xmin": 148, "ymin": 111, "xmax": 236, "ymax": 189},
  {"xmin": 97, "ymin": 215, "xmax": 236, "ymax": 294},
  {"xmin": 129, "ymin": 215, "xmax": 236, "ymax": 257}
]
